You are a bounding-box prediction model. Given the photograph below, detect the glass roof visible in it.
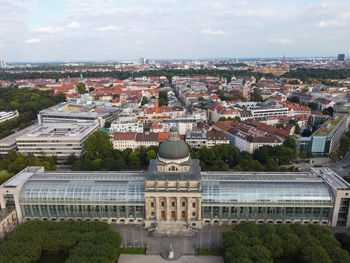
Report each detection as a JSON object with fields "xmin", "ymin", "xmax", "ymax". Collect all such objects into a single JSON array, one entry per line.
[
  {"xmin": 202, "ymin": 182, "xmax": 333, "ymax": 205},
  {"xmin": 20, "ymin": 180, "xmax": 145, "ymax": 204}
]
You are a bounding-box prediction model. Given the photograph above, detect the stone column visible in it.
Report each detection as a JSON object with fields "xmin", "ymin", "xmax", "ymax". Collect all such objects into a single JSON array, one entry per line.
[
  {"xmin": 166, "ymin": 197, "xmax": 171, "ymax": 220},
  {"xmin": 176, "ymin": 198, "xmax": 181, "ymax": 220},
  {"xmin": 187, "ymin": 197, "xmax": 191, "ymax": 221},
  {"xmin": 197, "ymin": 198, "xmax": 202, "ymax": 220},
  {"xmin": 155, "ymin": 197, "xmax": 159, "ymax": 220}
]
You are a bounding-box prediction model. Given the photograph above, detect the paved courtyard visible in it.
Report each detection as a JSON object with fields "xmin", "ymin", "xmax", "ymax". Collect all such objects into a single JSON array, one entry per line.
[
  {"xmin": 111, "ymin": 224, "xmax": 230, "ymax": 257},
  {"xmin": 118, "ymin": 255, "xmax": 224, "ymax": 263}
]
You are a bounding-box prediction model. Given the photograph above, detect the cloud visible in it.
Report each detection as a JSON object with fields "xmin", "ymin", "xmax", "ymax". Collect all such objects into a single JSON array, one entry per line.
[
  {"xmin": 96, "ymin": 25, "xmax": 118, "ymax": 31},
  {"xmin": 25, "ymin": 38, "xmax": 41, "ymax": 44},
  {"xmin": 200, "ymin": 28, "xmax": 225, "ymax": 35},
  {"xmin": 33, "ymin": 26, "xmax": 64, "ymax": 34},
  {"xmin": 268, "ymin": 38, "xmax": 293, "ymax": 44},
  {"xmin": 318, "ymin": 20, "xmax": 339, "ymax": 28},
  {"xmin": 67, "ymin": 21, "xmax": 80, "ymax": 29}
]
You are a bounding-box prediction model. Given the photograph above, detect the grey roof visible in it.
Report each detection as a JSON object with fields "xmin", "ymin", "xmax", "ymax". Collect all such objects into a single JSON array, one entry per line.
[
  {"xmin": 158, "ymin": 139, "xmax": 190, "ymax": 160},
  {"xmin": 147, "ymin": 159, "xmax": 201, "ymax": 180}
]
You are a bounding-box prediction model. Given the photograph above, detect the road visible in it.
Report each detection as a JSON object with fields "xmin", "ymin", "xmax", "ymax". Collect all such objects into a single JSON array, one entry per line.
[{"xmin": 297, "ymin": 150, "xmax": 350, "ymax": 177}]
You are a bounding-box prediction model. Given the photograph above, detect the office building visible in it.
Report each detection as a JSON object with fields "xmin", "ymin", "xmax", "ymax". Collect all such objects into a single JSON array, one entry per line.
[
  {"xmin": 338, "ymin": 54, "xmax": 345, "ymax": 61},
  {"xmin": 16, "ymin": 122, "xmax": 99, "ymax": 160}
]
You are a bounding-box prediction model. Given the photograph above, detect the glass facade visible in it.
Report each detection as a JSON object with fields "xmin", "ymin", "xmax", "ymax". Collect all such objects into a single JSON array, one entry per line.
[
  {"xmin": 202, "ymin": 182, "xmax": 332, "ymax": 206},
  {"xmin": 202, "ymin": 181, "xmax": 333, "ymax": 221},
  {"xmin": 20, "ymin": 180, "xmax": 145, "ymax": 219}
]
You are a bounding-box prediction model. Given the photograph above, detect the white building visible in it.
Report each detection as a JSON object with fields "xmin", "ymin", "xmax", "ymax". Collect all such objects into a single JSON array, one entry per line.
[
  {"xmin": 113, "ymin": 132, "xmax": 159, "ymax": 151},
  {"xmin": 228, "ymin": 128, "xmax": 282, "ymax": 153},
  {"xmin": 250, "ymin": 107, "xmax": 288, "ymax": 118},
  {"xmin": 185, "ymin": 129, "xmax": 230, "ymax": 148},
  {"xmin": 161, "ymin": 119, "xmax": 198, "ymax": 135},
  {"xmin": 110, "ymin": 122, "xmax": 144, "ymax": 133},
  {"xmin": 0, "ymin": 111, "xmax": 19, "ymax": 123},
  {"xmin": 16, "ymin": 122, "xmax": 99, "ymax": 160},
  {"xmin": 0, "ymin": 59, "xmax": 6, "ymax": 69}
]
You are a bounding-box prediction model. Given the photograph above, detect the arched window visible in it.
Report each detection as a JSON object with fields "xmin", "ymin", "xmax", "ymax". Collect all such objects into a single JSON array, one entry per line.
[{"xmin": 170, "ymin": 166, "xmax": 178, "ymax": 172}]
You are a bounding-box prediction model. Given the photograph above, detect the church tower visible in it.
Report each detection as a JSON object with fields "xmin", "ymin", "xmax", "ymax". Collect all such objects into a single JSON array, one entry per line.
[{"xmin": 145, "ymin": 127, "xmax": 202, "ymax": 229}]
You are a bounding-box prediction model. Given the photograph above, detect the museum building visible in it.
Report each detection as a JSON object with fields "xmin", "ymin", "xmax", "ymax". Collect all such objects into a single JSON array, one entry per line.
[{"xmin": 1, "ymin": 127, "xmax": 350, "ymax": 229}]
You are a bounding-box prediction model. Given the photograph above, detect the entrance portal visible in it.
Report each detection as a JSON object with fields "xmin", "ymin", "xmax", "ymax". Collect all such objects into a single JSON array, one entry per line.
[
  {"xmin": 181, "ymin": 211, "xmax": 186, "ymax": 219},
  {"xmin": 171, "ymin": 211, "xmax": 176, "ymax": 218},
  {"xmin": 161, "ymin": 211, "xmax": 165, "ymax": 218}
]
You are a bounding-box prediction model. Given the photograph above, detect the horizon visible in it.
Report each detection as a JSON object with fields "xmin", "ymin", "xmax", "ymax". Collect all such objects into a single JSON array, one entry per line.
[
  {"xmin": 3, "ymin": 55, "xmax": 347, "ymax": 64},
  {"xmin": 1, "ymin": 0, "xmax": 350, "ymax": 62}
]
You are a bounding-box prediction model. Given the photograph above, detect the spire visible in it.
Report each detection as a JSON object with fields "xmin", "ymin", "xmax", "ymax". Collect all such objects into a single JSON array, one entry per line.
[{"xmin": 79, "ymin": 72, "xmax": 84, "ymax": 82}]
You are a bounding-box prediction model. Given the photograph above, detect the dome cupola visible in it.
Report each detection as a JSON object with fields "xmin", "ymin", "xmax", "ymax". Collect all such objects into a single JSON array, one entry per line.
[{"xmin": 157, "ymin": 126, "xmax": 190, "ymax": 164}]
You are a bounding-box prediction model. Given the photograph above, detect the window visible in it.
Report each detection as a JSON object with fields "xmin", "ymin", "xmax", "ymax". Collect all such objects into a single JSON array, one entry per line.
[
  {"xmin": 172, "ymin": 202, "xmax": 175, "ymax": 207},
  {"xmin": 161, "ymin": 201, "xmax": 165, "ymax": 207},
  {"xmin": 192, "ymin": 212, "xmax": 196, "ymax": 217},
  {"xmin": 151, "ymin": 202, "xmax": 154, "ymax": 208},
  {"xmin": 170, "ymin": 166, "xmax": 178, "ymax": 172},
  {"xmin": 182, "ymin": 202, "xmax": 185, "ymax": 207},
  {"xmin": 192, "ymin": 203, "xmax": 196, "ymax": 208}
]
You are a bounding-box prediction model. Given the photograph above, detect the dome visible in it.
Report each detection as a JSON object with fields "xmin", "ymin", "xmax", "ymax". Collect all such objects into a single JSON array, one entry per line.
[
  {"xmin": 158, "ymin": 139, "xmax": 190, "ymax": 160},
  {"xmin": 157, "ymin": 126, "xmax": 190, "ymax": 161}
]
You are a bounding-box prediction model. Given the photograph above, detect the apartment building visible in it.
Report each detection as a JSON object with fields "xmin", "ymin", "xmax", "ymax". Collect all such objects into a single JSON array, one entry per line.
[
  {"xmin": 110, "ymin": 122, "xmax": 144, "ymax": 133},
  {"xmin": 113, "ymin": 132, "xmax": 164, "ymax": 151},
  {"xmin": 185, "ymin": 129, "xmax": 230, "ymax": 148}
]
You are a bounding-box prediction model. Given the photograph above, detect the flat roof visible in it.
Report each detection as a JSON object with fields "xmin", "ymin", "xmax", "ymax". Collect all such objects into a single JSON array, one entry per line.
[
  {"xmin": 0, "ymin": 124, "xmax": 39, "ymax": 145},
  {"xmin": 17, "ymin": 122, "xmax": 98, "ymax": 139},
  {"xmin": 201, "ymin": 171, "xmax": 322, "ymax": 183},
  {"xmin": 3, "ymin": 167, "xmax": 42, "ymax": 187},
  {"xmin": 314, "ymin": 114, "xmax": 346, "ymax": 137},
  {"xmin": 31, "ymin": 171, "xmax": 145, "ymax": 181},
  {"xmin": 312, "ymin": 168, "xmax": 350, "ymax": 190}
]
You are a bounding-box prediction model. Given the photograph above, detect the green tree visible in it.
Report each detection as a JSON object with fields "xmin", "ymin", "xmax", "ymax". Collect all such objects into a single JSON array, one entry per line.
[
  {"xmin": 147, "ymin": 150, "xmax": 156, "ymax": 162},
  {"xmin": 84, "ymin": 130, "xmax": 113, "ymax": 159},
  {"xmin": 141, "ymin": 97, "xmax": 148, "ymax": 106},
  {"xmin": 76, "ymin": 82, "xmax": 86, "ymax": 94}
]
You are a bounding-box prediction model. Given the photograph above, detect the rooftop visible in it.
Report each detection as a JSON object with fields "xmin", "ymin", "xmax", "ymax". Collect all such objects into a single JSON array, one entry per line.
[
  {"xmin": 16, "ymin": 122, "xmax": 98, "ymax": 139},
  {"xmin": 314, "ymin": 114, "xmax": 346, "ymax": 137}
]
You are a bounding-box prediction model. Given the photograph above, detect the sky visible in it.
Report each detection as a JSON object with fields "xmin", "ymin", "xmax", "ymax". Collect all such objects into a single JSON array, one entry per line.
[{"xmin": 0, "ymin": 0, "xmax": 350, "ymax": 62}]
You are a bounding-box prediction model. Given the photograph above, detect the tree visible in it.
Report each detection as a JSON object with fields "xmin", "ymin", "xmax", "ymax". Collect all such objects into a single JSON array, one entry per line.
[
  {"xmin": 84, "ymin": 130, "xmax": 113, "ymax": 159},
  {"xmin": 251, "ymin": 88, "xmax": 263, "ymax": 102},
  {"xmin": 329, "ymin": 151, "xmax": 338, "ymax": 162},
  {"xmin": 307, "ymin": 102, "xmax": 318, "ymax": 110},
  {"xmin": 141, "ymin": 96, "xmax": 148, "ymax": 106},
  {"xmin": 76, "ymin": 83, "xmax": 86, "ymax": 94},
  {"xmin": 67, "ymin": 153, "xmax": 78, "ymax": 165},
  {"xmin": 103, "ymin": 121, "xmax": 111, "ymax": 128},
  {"xmin": 289, "ymin": 96, "xmax": 300, "ymax": 104},
  {"xmin": 147, "ymin": 150, "xmax": 156, "ymax": 162},
  {"xmin": 0, "ymin": 170, "xmax": 12, "ymax": 184},
  {"xmin": 322, "ymin": 107, "xmax": 334, "ymax": 116}
]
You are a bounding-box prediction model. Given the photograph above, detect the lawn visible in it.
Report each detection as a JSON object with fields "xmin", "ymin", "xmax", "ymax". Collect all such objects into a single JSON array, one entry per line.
[{"xmin": 197, "ymin": 249, "xmax": 224, "ymax": 256}]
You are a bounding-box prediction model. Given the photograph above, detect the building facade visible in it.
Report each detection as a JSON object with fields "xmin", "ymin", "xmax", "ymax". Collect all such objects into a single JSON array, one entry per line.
[
  {"xmin": 1, "ymin": 127, "xmax": 350, "ymax": 231},
  {"xmin": 16, "ymin": 122, "xmax": 99, "ymax": 160}
]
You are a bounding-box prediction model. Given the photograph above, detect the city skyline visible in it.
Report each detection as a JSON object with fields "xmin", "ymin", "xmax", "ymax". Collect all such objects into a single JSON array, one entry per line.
[{"xmin": 1, "ymin": 0, "xmax": 350, "ymax": 62}]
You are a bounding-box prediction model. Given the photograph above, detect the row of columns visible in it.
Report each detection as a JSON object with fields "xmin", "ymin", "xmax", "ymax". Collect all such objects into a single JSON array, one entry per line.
[{"xmin": 151, "ymin": 197, "xmax": 201, "ymax": 221}]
